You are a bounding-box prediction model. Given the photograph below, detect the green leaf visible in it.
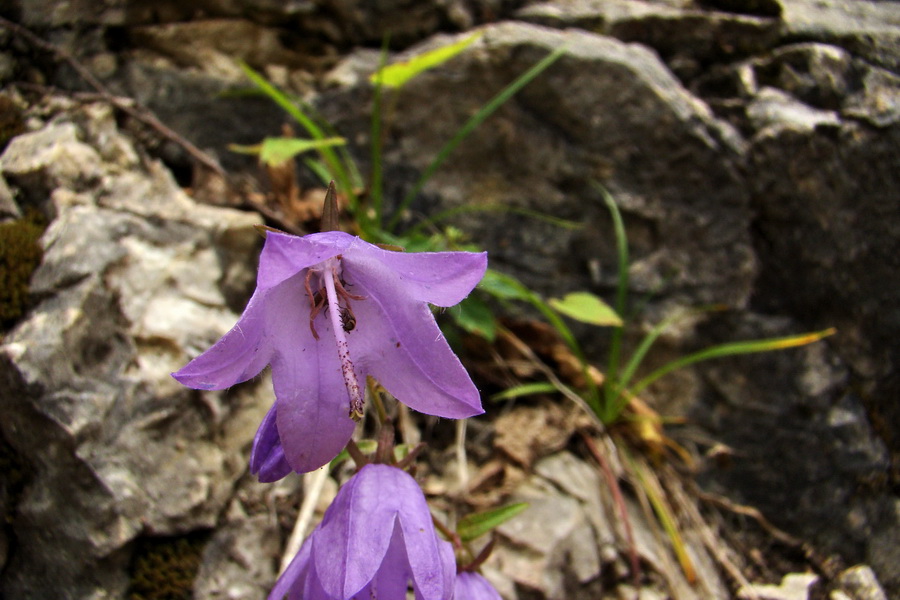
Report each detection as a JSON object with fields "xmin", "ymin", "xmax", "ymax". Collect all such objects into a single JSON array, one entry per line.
[
  {"xmin": 450, "ymin": 295, "xmax": 496, "ymax": 341},
  {"xmin": 372, "ymin": 33, "xmax": 481, "ymax": 89},
  {"xmin": 478, "ymin": 269, "xmax": 530, "ymax": 301},
  {"xmin": 230, "ymin": 137, "xmax": 346, "ymax": 165},
  {"xmin": 629, "ymin": 327, "xmax": 837, "ymax": 398},
  {"xmin": 490, "ymin": 382, "xmax": 558, "ymax": 402},
  {"xmin": 550, "ymin": 292, "xmax": 623, "ymax": 326},
  {"xmin": 457, "ymin": 502, "xmax": 529, "ymax": 542},
  {"xmin": 259, "ymin": 137, "xmax": 345, "ymax": 166}
]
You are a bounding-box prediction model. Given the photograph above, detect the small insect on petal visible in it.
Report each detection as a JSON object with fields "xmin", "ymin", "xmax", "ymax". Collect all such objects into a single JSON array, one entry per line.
[{"xmin": 340, "ymin": 307, "xmax": 356, "ymax": 332}]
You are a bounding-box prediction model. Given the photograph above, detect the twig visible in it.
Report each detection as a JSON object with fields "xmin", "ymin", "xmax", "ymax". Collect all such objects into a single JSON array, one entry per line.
[
  {"xmin": 694, "ymin": 487, "xmax": 841, "ymax": 579},
  {"xmin": 695, "ymin": 489, "xmax": 803, "ymax": 548},
  {"xmin": 0, "ymin": 16, "xmax": 225, "ymax": 176},
  {"xmin": 279, "ymin": 466, "xmax": 330, "ymax": 574},
  {"xmin": 580, "ymin": 432, "xmax": 642, "ymax": 596}
]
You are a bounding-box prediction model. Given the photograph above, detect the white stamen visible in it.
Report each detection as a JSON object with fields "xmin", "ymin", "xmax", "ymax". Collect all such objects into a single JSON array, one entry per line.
[{"xmin": 322, "ymin": 258, "xmax": 364, "ymax": 420}]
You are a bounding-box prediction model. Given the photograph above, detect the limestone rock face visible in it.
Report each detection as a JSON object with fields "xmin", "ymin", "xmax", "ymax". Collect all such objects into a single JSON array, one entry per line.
[
  {"xmin": 0, "ymin": 102, "xmax": 266, "ymax": 599},
  {"xmin": 1, "ymin": 0, "xmax": 898, "ymax": 597}
]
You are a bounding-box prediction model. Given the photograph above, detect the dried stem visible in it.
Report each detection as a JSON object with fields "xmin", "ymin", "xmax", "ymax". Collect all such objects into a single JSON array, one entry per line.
[
  {"xmin": 279, "ymin": 466, "xmax": 330, "ymax": 574},
  {"xmin": 580, "ymin": 432, "xmax": 642, "ymax": 594}
]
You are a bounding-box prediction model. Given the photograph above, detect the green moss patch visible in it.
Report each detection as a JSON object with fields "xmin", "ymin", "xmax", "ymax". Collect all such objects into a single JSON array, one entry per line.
[
  {"xmin": 127, "ymin": 532, "xmax": 210, "ymax": 600},
  {"xmin": 0, "ymin": 211, "xmax": 45, "ymax": 330}
]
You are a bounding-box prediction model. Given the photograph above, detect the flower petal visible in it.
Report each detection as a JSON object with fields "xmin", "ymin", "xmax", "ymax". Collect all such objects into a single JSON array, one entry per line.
[
  {"xmin": 347, "ymin": 239, "xmax": 487, "ymax": 307},
  {"xmin": 432, "ymin": 541, "xmax": 457, "ymax": 600},
  {"xmin": 314, "ymin": 465, "xmax": 448, "ymax": 599},
  {"xmin": 266, "ymin": 276, "xmax": 357, "ymax": 473},
  {"xmin": 454, "ymin": 572, "xmax": 503, "ymax": 600},
  {"xmin": 357, "ymin": 524, "xmax": 413, "ymax": 599},
  {"xmin": 172, "ymin": 286, "xmax": 272, "ymax": 390},
  {"xmin": 250, "ymin": 406, "xmax": 292, "ymax": 483},
  {"xmin": 268, "ymin": 536, "xmax": 312, "ymax": 600},
  {"xmin": 343, "ymin": 262, "xmax": 483, "ymax": 419},
  {"xmin": 258, "ymin": 231, "xmax": 353, "ymax": 291}
]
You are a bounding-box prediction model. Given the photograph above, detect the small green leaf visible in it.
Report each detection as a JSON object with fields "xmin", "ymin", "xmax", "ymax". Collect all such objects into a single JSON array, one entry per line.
[
  {"xmin": 478, "ymin": 269, "xmax": 530, "ymax": 301},
  {"xmin": 457, "ymin": 502, "xmax": 529, "ymax": 542},
  {"xmin": 259, "ymin": 137, "xmax": 345, "ymax": 166},
  {"xmin": 550, "ymin": 292, "xmax": 623, "ymax": 326},
  {"xmin": 450, "ymin": 295, "xmax": 496, "ymax": 342},
  {"xmin": 490, "ymin": 382, "xmax": 558, "ymax": 402},
  {"xmin": 372, "ymin": 33, "xmax": 481, "ymax": 89}
]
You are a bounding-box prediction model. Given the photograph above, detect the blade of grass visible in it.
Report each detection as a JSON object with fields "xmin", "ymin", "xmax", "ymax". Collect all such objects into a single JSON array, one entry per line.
[
  {"xmin": 595, "ymin": 183, "xmax": 630, "ymax": 422},
  {"xmin": 626, "ymin": 450, "xmax": 697, "ymax": 584},
  {"xmin": 372, "ymin": 33, "xmax": 482, "ymax": 90},
  {"xmin": 608, "ymin": 305, "xmax": 727, "ymax": 420},
  {"xmin": 387, "ymin": 45, "xmax": 567, "ymax": 231},
  {"xmin": 239, "ymin": 62, "xmax": 359, "ymax": 215},
  {"xmin": 457, "ymin": 502, "xmax": 528, "ymax": 543},
  {"xmin": 490, "ymin": 382, "xmax": 559, "ymax": 402},
  {"xmin": 630, "ymin": 327, "xmax": 837, "ymax": 398}
]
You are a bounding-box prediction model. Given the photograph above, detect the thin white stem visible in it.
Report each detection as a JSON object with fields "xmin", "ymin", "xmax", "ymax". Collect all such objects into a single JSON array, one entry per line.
[
  {"xmin": 322, "ymin": 260, "xmax": 364, "ymax": 420},
  {"xmin": 455, "ymin": 418, "xmax": 469, "ymax": 491},
  {"xmin": 279, "ymin": 466, "xmax": 330, "ymax": 574}
]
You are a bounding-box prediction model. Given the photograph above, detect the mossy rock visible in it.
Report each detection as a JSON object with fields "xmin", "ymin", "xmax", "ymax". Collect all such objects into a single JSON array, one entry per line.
[
  {"xmin": 0, "ymin": 211, "xmax": 45, "ymax": 329},
  {"xmin": 128, "ymin": 533, "xmax": 210, "ymax": 600}
]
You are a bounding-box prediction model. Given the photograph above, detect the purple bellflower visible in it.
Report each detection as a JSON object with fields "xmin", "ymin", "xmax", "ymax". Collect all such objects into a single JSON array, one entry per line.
[
  {"xmin": 173, "ymin": 230, "xmax": 487, "ymax": 475},
  {"xmin": 453, "ymin": 572, "xmax": 503, "ymax": 600},
  {"xmin": 270, "ymin": 464, "xmax": 456, "ymax": 600}
]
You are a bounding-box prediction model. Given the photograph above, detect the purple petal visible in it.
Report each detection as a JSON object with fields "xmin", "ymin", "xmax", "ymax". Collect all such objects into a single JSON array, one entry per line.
[
  {"xmin": 258, "ymin": 231, "xmax": 353, "ymax": 291},
  {"xmin": 454, "ymin": 572, "xmax": 503, "ymax": 600},
  {"xmin": 250, "ymin": 406, "xmax": 292, "ymax": 483},
  {"xmin": 172, "ymin": 286, "xmax": 271, "ymax": 390},
  {"xmin": 314, "ymin": 465, "xmax": 449, "ymax": 599},
  {"xmin": 266, "ymin": 277, "xmax": 357, "ymax": 473},
  {"xmin": 346, "ymin": 239, "xmax": 487, "ymax": 307},
  {"xmin": 433, "ymin": 541, "xmax": 457, "ymax": 600},
  {"xmin": 343, "ymin": 261, "xmax": 483, "ymax": 419},
  {"xmin": 268, "ymin": 537, "xmax": 312, "ymax": 600},
  {"xmin": 356, "ymin": 524, "xmax": 413, "ymax": 599}
]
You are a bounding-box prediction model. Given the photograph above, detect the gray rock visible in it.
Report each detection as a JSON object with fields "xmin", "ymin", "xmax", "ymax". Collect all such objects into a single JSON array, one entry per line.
[
  {"xmin": 746, "ymin": 86, "xmax": 841, "ymax": 133},
  {"xmin": 835, "ymin": 565, "xmax": 889, "ymax": 600},
  {"xmin": 0, "ymin": 101, "xmax": 265, "ymax": 599},
  {"xmin": 751, "ymin": 42, "xmax": 900, "ymax": 127},
  {"xmin": 778, "ymin": 0, "xmax": 900, "ymax": 72},
  {"xmin": 497, "ymin": 451, "xmax": 731, "ymax": 599},
  {"xmin": 519, "ymin": 0, "xmax": 781, "ymax": 69},
  {"xmin": 842, "ymin": 66, "xmax": 900, "ymax": 127},
  {"xmin": 0, "ymin": 121, "xmax": 104, "ymax": 198},
  {"xmin": 193, "ymin": 468, "xmax": 298, "ymax": 600},
  {"xmin": 128, "ymin": 19, "xmax": 310, "ymax": 80},
  {"xmin": 493, "ymin": 476, "xmax": 602, "ymax": 599},
  {"xmin": 737, "ymin": 572, "xmax": 819, "ymax": 600},
  {"xmin": 753, "ymin": 43, "xmax": 858, "ymax": 110}
]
